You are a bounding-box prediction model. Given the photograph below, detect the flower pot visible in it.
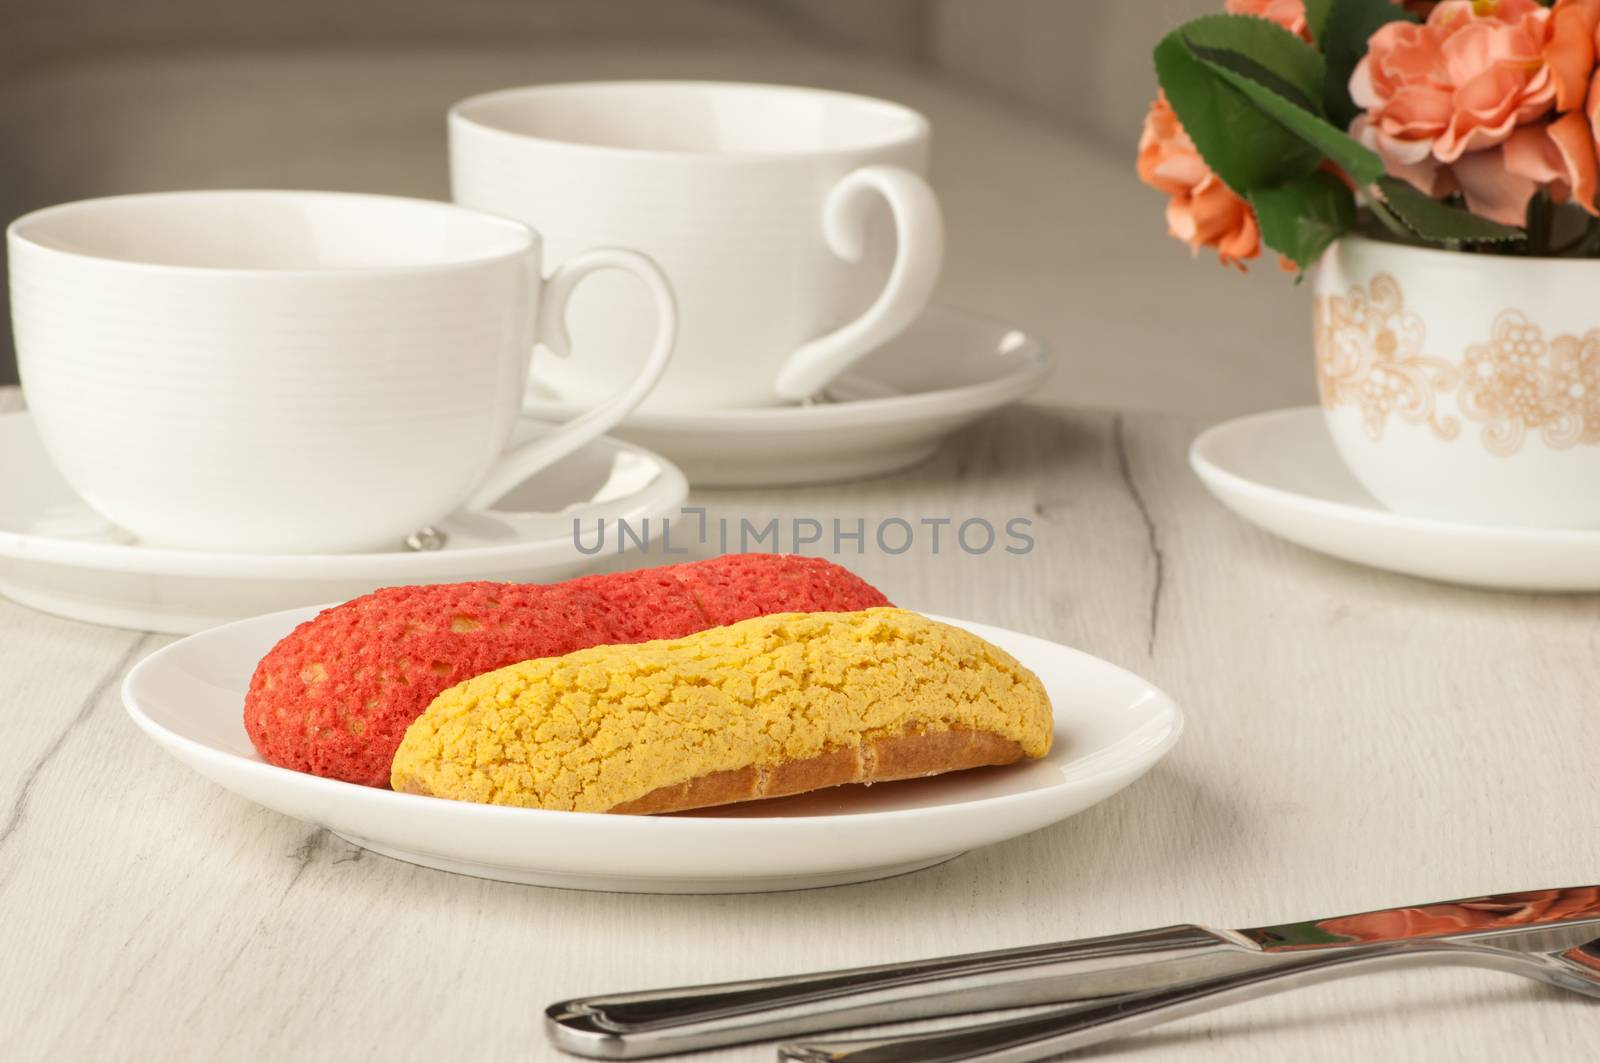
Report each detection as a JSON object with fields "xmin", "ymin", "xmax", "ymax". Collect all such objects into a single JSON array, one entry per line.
[{"xmin": 1314, "ymin": 234, "xmax": 1600, "ymax": 529}]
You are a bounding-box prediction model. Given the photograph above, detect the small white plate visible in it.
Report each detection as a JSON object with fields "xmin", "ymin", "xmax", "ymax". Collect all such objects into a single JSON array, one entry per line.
[
  {"xmin": 1192, "ymin": 407, "xmax": 1600, "ymax": 591},
  {"xmin": 123, "ymin": 607, "xmax": 1183, "ymax": 894},
  {"xmin": 523, "ymin": 305, "xmax": 1054, "ymax": 487},
  {"xmin": 0, "ymin": 412, "xmax": 687, "ymax": 633}
]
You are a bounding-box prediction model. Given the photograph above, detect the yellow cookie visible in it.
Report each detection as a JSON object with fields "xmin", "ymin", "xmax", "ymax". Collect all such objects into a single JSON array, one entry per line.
[{"xmin": 390, "ymin": 608, "xmax": 1053, "ymax": 813}]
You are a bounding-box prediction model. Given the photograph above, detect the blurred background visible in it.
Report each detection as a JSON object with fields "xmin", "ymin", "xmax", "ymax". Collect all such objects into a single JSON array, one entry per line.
[{"xmin": 0, "ymin": 0, "xmax": 1310, "ymax": 415}]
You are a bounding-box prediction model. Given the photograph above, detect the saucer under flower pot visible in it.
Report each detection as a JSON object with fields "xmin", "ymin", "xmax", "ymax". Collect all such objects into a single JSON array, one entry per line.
[{"xmin": 1314, "ymin": 232, "xmax": 1600, "ymax": 530}]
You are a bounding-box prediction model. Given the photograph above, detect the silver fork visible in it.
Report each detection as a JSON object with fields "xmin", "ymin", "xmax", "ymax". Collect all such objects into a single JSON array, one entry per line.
[
  {"xmin": 777, "ymin": 934, "xmax": 1600, "ymax": 1062},
  {"xmin": 547, "ymin": 888, "xmax": 1600, "ymax": 1059}
]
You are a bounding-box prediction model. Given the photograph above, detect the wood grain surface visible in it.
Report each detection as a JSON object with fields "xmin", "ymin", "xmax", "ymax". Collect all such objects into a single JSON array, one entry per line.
[{"xmin": 2, "ymin": 385, "xmax": 1598, "ymax": 1061}]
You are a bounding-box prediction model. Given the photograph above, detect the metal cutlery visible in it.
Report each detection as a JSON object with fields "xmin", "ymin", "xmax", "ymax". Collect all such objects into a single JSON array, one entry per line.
[
  {"xmin": 544, "ymin": 886, "xmax": 1600, "ymax": 1058},
  {"xmin": 777, "ymin": 927, "xmax": 1600, "ymax": 1061}
]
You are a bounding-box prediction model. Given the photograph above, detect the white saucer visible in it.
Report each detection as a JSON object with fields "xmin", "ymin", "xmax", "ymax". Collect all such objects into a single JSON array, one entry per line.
[
  {"xmin": 523, "ymin": 305, "xmax": 1053, "ymax": 487},
  {"xmin": 1192, "ymin": 407, "xmax": 1600, "ymax": 591},
  {"xmin": 0, "ymin": 411, "xmax": 688, "ymax": 633},
  {"xmin": 123, "ymin": 606, "xmax": 1183, "ymax": 894}
]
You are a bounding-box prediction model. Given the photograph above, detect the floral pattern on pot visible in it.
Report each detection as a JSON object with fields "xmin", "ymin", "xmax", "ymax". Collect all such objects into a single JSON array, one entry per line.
[
  {"xmin": 1313, "ymin": 273, "xmax": 1459, "ymax": 442},
  {"xmin": 1317, "ymin": 272, "xmax": 1600, "ymax": 457},
  {"xmin": 1460, "ymin": 312, "xmax": 1600, "ymax": 456}
]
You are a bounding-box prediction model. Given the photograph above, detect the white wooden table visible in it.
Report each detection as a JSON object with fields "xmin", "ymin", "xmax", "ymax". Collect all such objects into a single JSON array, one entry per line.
[{"xmin": 3, "ymin": 384, "xmax": 1598, "ymax": 1061}]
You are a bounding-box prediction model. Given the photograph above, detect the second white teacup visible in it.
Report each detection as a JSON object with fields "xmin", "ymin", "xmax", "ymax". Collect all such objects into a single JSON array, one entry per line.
[
  {"xmin": 450, "ymin": 80, "xmax": 944, "ymax": 409},
  {"xmin": 7, "ymin": 190, "xmax": 676, "ymax": 553}
]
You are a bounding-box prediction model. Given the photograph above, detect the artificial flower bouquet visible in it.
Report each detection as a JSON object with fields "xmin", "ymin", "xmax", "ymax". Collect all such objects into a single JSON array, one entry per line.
[{"xmin": 1138, "ymin": 0, "xmax": 1600, "ymax": 270}]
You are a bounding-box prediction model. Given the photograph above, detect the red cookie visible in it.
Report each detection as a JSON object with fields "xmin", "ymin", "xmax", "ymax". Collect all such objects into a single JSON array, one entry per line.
[{"xmin": 243, "ymin": 555, "xmax": 890, "ymax": 786}]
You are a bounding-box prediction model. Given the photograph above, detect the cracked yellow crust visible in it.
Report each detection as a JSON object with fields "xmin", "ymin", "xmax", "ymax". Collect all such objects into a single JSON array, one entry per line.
[{"xmin": 389, "ymin": 608, "xmax": 1054, "ymax": 813}]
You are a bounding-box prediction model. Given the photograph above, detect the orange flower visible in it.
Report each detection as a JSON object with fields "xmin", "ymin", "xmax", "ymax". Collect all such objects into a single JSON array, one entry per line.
[
  {"xmin": 1495, "ymin": 0, "xmax": 1600, "ymax": 218},
  {"xmin": 1226, "ymin": 0, "xmax": 1312, "ymax": 40},
  {"xmin": 1225, "ymin": 0, "xmax": 1433, "ymax": 41},
  {"xmin": 1351, "ymin": 0, "xmax": 1600, "ymax": 224},
  {"xmin": 1499, "ymin": 111, "xmax": 1597, "ymax": 208},
  {"xmin": 1137, "ymin": 94, "xmax": 1262, "ymax": 268},
  {"xmin": 1354, "ymin": 1, "xmax": 1551, "ymax": 164},
  {"xmin": 1575, "ymin": 0, "xmax": 1600, "ymax": 206},
  {"xmin": 1546, "ymin": 0, "xmax": 1600, "ymax": 106}
]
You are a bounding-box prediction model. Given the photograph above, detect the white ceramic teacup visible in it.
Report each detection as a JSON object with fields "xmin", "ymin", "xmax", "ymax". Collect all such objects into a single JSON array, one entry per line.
[
  {"xmin": 7, "ymin": 190, "xmax": 676, "ymax": 553},
  {"xmin": 450, "ymin": 80, "xmax": 943, "ymax": 410},
  {"xmin": 1316, "ymin": 234, "xmax": 1600, "ymax": 529}
]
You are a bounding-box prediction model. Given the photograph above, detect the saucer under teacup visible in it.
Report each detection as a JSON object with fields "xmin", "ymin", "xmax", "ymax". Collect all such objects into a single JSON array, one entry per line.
[
  {"xmin": 0, "ymin": 411, "xmax": 687, "ymax": 633},
  {"xmin": 1191, "ymin": 407, "xmax": 1600, "ymax": 592},
  {"xmin": 523, "ymin": 305, "xmax": 1053, "ymax": 486}
]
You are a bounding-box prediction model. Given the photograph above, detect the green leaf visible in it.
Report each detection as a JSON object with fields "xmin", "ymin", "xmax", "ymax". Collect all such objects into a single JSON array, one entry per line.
[
  {"xmin": 1179, "ymin": 14, "xmax": 1325, "ymax": 102},
  {"xmin": 1251, "ymin": 171, "xmax": 1358, "ymax": 268},
  {"xmin": 1192, "ymin": 46, "xmax": 1387, "ymax": 186},
  {"xmin": 1154, "ymin": 22, "xmax": 1323, "ymax": 192},
  {"xmin": 1188, "ymin": 43, "xmax": 1319, "ymax": 114},
  {"xmin": 1364, "ymin": 197, "xmax": 1424, "ymax": 244},
  {"xmin": 1377, "ymin": 176, "xmax": 1526, "ymax": 243},
  {"xmin": 1322, "ymin": 0, "xmax": 1417, "ymax": 128},
  {"xmin": 1303, "ymin": 0, "xmax": 1336, "ymax": 45}
]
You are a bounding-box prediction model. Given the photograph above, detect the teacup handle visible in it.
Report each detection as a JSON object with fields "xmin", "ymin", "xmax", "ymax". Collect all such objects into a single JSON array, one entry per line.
[
  {"xmin": 772, "ymin": 164, "xmax": 944, "ymax": 401},
  {"xmin": 468, "ymin": 248, "xmax": 677, "ymax": 510}
]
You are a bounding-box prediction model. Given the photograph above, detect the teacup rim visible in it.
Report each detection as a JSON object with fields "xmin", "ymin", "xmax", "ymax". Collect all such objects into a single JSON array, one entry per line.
[
  {"xmin": 6, "ymin": 189, "xmax": 539, "ymax": 278},
  {"xmin": 1333, "ymin": 229, "xmax": 1600, "ymax": 268},
  {"xmin": 448, "ymin": 79, "xmax": 931, "ymax": 162}
]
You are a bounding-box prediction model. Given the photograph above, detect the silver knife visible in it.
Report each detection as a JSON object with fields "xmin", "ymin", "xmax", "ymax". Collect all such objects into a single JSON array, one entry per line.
[
  {"xmin": 544, "ymin": 885, "xmax": 1600, "ymax": 1059},
  {"xmin": 778, "ymin": 932, "xmax": 1600, "ymax": 1063}
]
